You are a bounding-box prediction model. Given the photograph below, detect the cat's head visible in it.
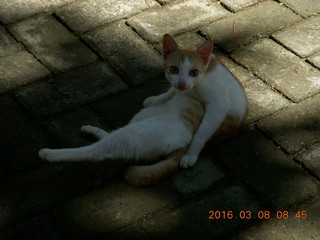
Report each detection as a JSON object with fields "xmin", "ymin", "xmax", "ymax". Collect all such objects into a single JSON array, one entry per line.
[{"xmin": 162, "ymin": 34, "xmax": 213, "ymax": 91}]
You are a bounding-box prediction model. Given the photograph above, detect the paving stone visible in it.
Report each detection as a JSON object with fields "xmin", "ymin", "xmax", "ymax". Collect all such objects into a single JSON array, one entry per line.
[
  {"xmin": 104, "ymin": 227, "xmax": 149, "ymax": 240},
  {"xmin": 0, "ymin": 0, "xmax": 76, "ymax": 23},
  {"xmin": 56, "ymin": 0, "xmax": 159, "ymax": 33},
  {"xmin": 213, "ymin": 50, "xmax": 252, "ymax": 85},
  {"xmin": 0, "ymin": 215, "xmax": 68, "ymax": 240},
  {"xmin": 243, "ymin": 79, "xmax": 291, "ymax": 124},
  {"xmin": 52, "ymin": 183, "xmax": 181, "ymax": 239},
  {"xmin": 141, "ymin": 185, "xmax": 262, "ymax": 239},
  {"xmin": 273, "ymin": 15, "xmax": 320, "ymax": 57},
  {"xmin": 0, "ymin": 51, "xmax": 50, "ymax": 93},
  {"xmin": 0, "ymin": 164, "xmax": 94, "ymax": 230},
  {"xmin": 232, "ymin": 38, "xmax": 320, "ymax": 102},
  {"xmin": 84, "ymin": 22, "xmax": 163, "ymax": 86},
  {"xmin": 308, "ymin": 51, "xmax": 320, "ymax": 69},
  {"xmin": 93, "ymin": 80, "xmax": 170, "ymax": 129},
  {"xmin": 154, "ymin": 32, "xmax": 205, "ymax": 53},
  {"xmin": 258, "ymin": 94, "xmax": 320, "ymax": 154},
  {"xmin": 234, "ymin": 197, "xmax": 320, "ymax": 240},
  {"xmin": 220, "ymin": 0, "xmax": 263, "ymax": 12},
  {"xmin": 296, "ymin": 143, "xmax": 320, "ymax": 179},
  {"xmin": 0, "ymin": 26, "xmax": 23, "ymax": 58},
  {"xmin": 45, "ymin": 107, "xmax": 110, "ymax": 148},
  {"xmin": 172, "ymin": 157, "xmax": 225, "ymax": 194},
  {"xmin": 0, "ymin": 96, "xmax": 48, "ymax": 173},
  {"xmin": 157, "ymin": 0, "xmax": 177, "ymax": 5},
  {"xmin": 15, "ymin": 61, "xmax": 127, "ymax": 118},
  {"xmin": 9, "ymin": 15, "xmax": 97, "ymax": 74},
  {"xmin": 211, "ymin": 127, "xmax": 320, "ymax": 209},
  {"xmin": 279, "ymin": 0, "xmax": 320, "ymax": 17},
  {"xmin": 213, "ymin": 50, "xmax": 291, "ymax": 124},
  {"xmin": 201, "ymin": 1, "xmax": 301, "ymax": 51},
  {"xmin": 127, "ymin": 0, "xmax": 229, "ymax": 43}
]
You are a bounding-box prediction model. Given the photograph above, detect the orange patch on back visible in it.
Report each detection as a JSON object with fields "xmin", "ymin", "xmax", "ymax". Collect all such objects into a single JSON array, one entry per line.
[
  {"xmin": 179, "ymin": 101, "xmax": 204, "ymax": 133},
  {"xmin": 209, "ymin": 114, "xmax": 242, "ymax": 144}
]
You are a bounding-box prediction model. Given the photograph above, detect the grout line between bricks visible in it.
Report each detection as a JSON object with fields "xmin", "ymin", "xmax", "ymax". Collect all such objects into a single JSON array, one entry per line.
[
  {"xmin": 254, "ymin": 124, "xmax": 320, "ymax": 184},
  {"xmin": 272, "ymin": 0, "xmax": 308, "ymax": 19},
  {"xmin": 229, "ymin": 48, "xmax": 295, "ymax": 104}
]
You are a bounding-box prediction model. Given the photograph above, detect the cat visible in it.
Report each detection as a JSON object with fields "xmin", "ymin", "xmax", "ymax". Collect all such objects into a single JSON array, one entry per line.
[{"xmin": 39, "ymin": 34, "xmax": 248, "ymax": 186}]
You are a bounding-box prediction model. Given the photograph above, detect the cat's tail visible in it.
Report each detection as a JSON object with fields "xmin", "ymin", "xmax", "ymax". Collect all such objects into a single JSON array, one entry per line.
[{"xmin": 124, "ymin": 148, "xmax": 186, "ymax": 186}]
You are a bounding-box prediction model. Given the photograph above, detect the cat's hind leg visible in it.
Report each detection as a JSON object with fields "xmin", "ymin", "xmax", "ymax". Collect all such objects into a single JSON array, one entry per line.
[
  {"xmin": 39, "ymin": 141, "xmax": 112, "ymax": 162},
  {"xmin": 81, "ymin": 125, "xmax": 109, "ymax": 140}
]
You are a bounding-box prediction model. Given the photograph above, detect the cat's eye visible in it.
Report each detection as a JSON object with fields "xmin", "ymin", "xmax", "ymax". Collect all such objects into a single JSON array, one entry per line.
[
  {"xmin": 169, "ymin": 66, "xmax": 179, "ymax": 74},
  {"xmin": 189, "ymin": 69, "xmax": 199, "ymax": 77}
]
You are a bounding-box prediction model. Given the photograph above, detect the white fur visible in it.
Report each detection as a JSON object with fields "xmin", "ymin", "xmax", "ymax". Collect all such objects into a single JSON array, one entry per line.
[
  {"xmin": 39, "ymin": 92, "xmax": 196, "ymax": 162},
  {"xmin": 179, "ymin": 57, "xmax": 247, "ymax": 168}
]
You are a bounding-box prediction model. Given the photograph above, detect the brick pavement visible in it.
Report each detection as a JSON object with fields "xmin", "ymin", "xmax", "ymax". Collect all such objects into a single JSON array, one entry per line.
[{"xmin": 0, "ymin": 0, "xmax": 319, "ymax": 239}]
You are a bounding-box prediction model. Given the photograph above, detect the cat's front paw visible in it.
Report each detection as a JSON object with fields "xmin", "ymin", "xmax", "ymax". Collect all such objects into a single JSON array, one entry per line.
[
  {"xmin": 180, "ymin": 154, "xmax": 198, "ymax": 168},
  {"xmin": 143, "ymin": 96, "xmax": 159, "ymax": 107}
]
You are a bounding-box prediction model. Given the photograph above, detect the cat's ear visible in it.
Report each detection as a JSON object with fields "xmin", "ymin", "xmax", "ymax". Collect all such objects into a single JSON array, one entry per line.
[
  {"xmin": 197, "ymin": 40, "xmax": 213, "ymax": 65},
  {"xmin": 163, "ymin": 34, "xmax": 178, "ymax": 59}
]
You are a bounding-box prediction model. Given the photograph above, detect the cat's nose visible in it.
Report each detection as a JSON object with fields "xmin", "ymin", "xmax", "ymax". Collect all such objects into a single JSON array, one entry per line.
[{"xmin": 178, "ymin": 81, "xmax": 186, "ymax": 89}]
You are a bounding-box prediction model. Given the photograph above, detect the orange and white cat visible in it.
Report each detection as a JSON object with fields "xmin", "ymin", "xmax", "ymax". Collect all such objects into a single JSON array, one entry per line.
[{"xmin": 39, "ymin": 34, "xmax": 247, "ymax": 186}]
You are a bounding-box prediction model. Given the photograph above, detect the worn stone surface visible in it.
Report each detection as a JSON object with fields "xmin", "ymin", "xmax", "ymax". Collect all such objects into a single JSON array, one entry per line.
[
  {"xmin": 157, "ymin": 0, "xmax": 177, "ymax": 5},
  {"xmin": 308, "ymin": 51, "xmax": 320, "ymax": 69},
  {"xmin": 273, "ymin": 15, "xmax": 320, "ymax": 57},
  {"xmin": 127, "ymin": 0, "xmax": 229, "ymax": 43},
  {"xmin": 0, "ymin": 0, "xmax": 77, "ymax": 23},
  {"xmin": 258, "ymin": 94, "xmax": 320, "ymax": 154},
  {"xmin": 201, "ymin": 1, "xmax": 301, "ymax": 51},
  {"xmin": 234, "ymin": 197, "xmax": 320, "ymax": 240},
  {"xmin": 279, "ymin": 0, "xmax": 320, "ymax": 17},
  {"xmin": 211, "ymin": 127, "xmax": 320, "ymax": 209},
  {"xmin": 52, "ymin": 183, "xmax": 181, "ymax": 239},
  {"xmin": 94, "ymin": 80, "xmax": 169, "ymax": 129},
  {"xmin": 0, "ymin": 96, "xmax": 48, "ymax": 173},
  {"xmin": 220, "ymin": 0, "xmax": 263, "ymax": 12},
  {"xmin": 154, "ymin": 31, "xmax": 205, "ymax": 53},
  {"xmin": 0, "ymin": 215, "xmax": 68, "ymax": 240},
  {"xmin": 213, "ymin": 50, "xmax": 291, "ymax": 124},
  {"xmin": 56, "ymin": 0, "xmax": 158, "ymax": 33},
  {"xmin": 172, "ymin": 157, "xmax": 225, "ymax": 194},
  {"xmin": 44, "ymin": 107, "xmax": 110, "ymax": 148},
  {"xmin": 15, "ymin": 62, "xmax": 127, "ymax": 118},
  {"xmin": 0, "ymin": 51, "xmax": 50, "ymax": 93},
  {"xmin": 84, "ymin": 22, "xmax": 163, "ymax": 86},
  {"xmin": 105, "ymin": 227, "xmax": 149, "ymax": 240},
  {"xmin": 142, "ymin": 185, "xmax": 262, "ymax": 239},
  {"xmin": 0, "ymin": 164, "xmax": 93, "ymax": 230},
  {"xmin": 214, "ymin": 50, "xmax": 252, "ymax": 85},
  {"xmin": 296, "ymin": 143, "xmax": 320, "ymax": 179},
  {"xmin": 10, "ymin": 15, "xmax": 97, "ymax": 73},
  {"xmin": 232, "ymin": 39, "xmax": 320, "ymax": 102},
  {"xmin": 243, "ymin": 78, "xmax": 291, "ymax": 124},
  {"xmin": 0, "ymin": 26, "xmax": 23, "ymax": 58}
]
